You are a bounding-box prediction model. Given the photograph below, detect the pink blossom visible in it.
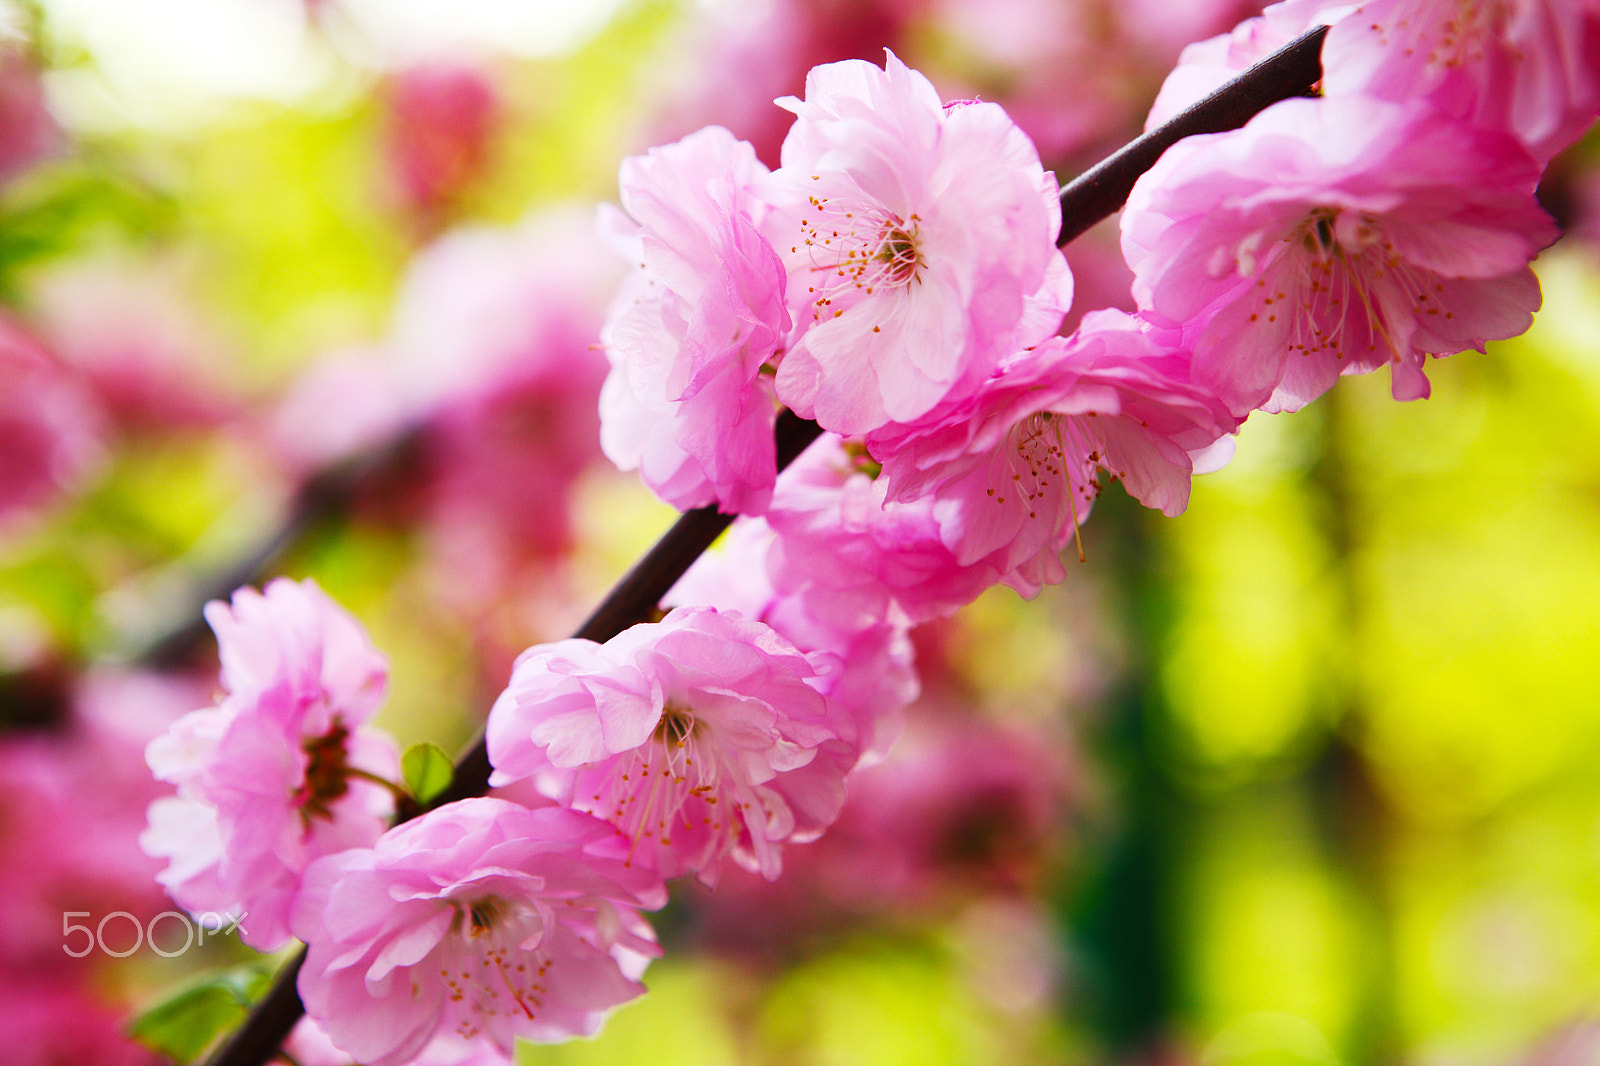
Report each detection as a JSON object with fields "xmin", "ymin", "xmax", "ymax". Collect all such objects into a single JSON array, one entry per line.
[
  {"xmin": 1122, "ymin": 96, "xmax": 1558, "ymax": 415},
  {"xmin": 383, "ymin": 62, "xmax": 500, "ymax": 224},
  {"xmin": 636, "ymin": 0, "xmax": 925, "ymax": 169},
  {"xmin": 871, "ymin": 310, "xmax": 1237, "ymax": 593},
  {"xmin": 30, "ymin": 256, "xmax": 240, "ymax": 432},
  {"xmin": 486, "ymin": 606, "xmax": 849, "ymax": 883},
  {"xmin": 291, "ymin": 799, "xmax": 662, "ymax": 1066},
  {"xmin": 665, "ymin": 517, "xmax": 918, "ymax": 770},
  {"xmin": 767, "ymin": 51, "xmax": 1072, "ymax": 435},
  {"xmin": 141, "ymin": 578, "xmax": 400, "ymax": 950},
  {"xmin": 763, "ymin": 435, "xmax": 1007, "ymax": 626},
  {"xmin": 287, "ymin": 1018, "xmax": 514, "ymax": 1066},
  {"xmin": 0, "ymin": 317, "xmax": 104, "ymax": 533},
  {"xmin": 1323, "ymin": 0, "xmax": 1600, "ymax": 162},
  {"xmin": 600, "ymin": 125, "xmax": 791, "ymax": 513}
]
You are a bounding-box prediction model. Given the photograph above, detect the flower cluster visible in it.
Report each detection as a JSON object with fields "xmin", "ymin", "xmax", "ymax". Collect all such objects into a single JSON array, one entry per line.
[
  {"xmin": 600, "ymin": 52, "xmax": 1073, "ymax": 513},
  {"xmin": 141, "ymin": 9, "xmax": 1593, "ymax": 1063},
  {"xmin": 1126, "ymin": 0, "xmax": 1576, "ymax": 414},
  {"xmin": 143, "ymin": 580, "xmax": 670, "ymax": 1066}
]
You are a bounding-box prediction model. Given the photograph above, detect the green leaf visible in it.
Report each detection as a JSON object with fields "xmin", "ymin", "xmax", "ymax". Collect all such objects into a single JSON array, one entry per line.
[
  {"xmin": 128, "ymin": 965, "xmax": 272, "ymax": 1063},
  {"xmin": 403, "ymin": 742, "xmax": 455, "ymax": 805}
]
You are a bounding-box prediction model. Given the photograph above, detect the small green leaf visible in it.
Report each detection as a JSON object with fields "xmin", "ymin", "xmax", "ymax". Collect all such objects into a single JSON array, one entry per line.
[
  {"xmin": 128, "ymin": 965, "xmax": 271, "ymax": 1063},
  {"xmin": 403, "ymin": 742, "xmax": 455, "ymax": 805}
]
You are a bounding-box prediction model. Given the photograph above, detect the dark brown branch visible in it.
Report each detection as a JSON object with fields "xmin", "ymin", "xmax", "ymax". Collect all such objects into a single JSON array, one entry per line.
[{"xmin": 201, "ymin": 27, "xmax": 1327, "ymax": 1066}]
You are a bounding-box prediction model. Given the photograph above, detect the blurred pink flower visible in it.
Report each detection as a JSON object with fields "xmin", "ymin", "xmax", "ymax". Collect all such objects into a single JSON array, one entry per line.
[
  {"xmin": 383, "ymin": 62, "xmax": 500, "ymax": 225},
  {"xmin": 801, "ymin": 711, "xmax": 1074, "ymax": 906},
  {"xmin": 30, "ymin": 257, "xmax": 241, "ymax": 432},
  {"xmin": 270, "ymin": 345, "xmax": 410, "ymax": 472},
  {"xmin": 272, "ymin": 209, "xmax": 616, "ymax": 616},
  {"xmin": 292, "ymin": 799, "xmax": 663, "ymax": 1066},
  {"xmin": 0, "ymin": 669, "xmax": 196, "ymax": 966},
  {"xmin": 674, "ymin": 710, "xmax": 1074, "ymax": 958},
  {"xmin": 0, "ymin": 974, "xmax": 163, "ymax": 1066},
  {"xmin": 0, "ymin": 43, "xmax": 59, "ymax": 186},
  {"xmin": 391, "ymin": 212, "xmax": 614, "ymax": 594},
  {"xmin": 768, "ymin": 51, "xmax": 1071, "ymax": 435},
  {"xmin": 600, "ymin": 124, "xmax": 790, "ymax": 513},
  {"xmin": 0, "ymin": 316, "xmax": 104, "ymax": 533},
  {"xmin": 487, "ymin": 606, "xmax": 849, "ymax": 883},
  {"xmin": 141, "ymin": 578, "xmax": 400, "ymax": 950},
  {"xmin": 1122, "ymin": 96, "xmax": 1558, "ymax": 414}
]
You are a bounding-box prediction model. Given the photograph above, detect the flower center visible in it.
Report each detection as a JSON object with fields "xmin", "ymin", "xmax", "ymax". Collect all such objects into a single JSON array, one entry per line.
[
  {"xmin": 988, "ymin": 409, "xmax": 1102, "ymax": 562},
  {"xmin": 297, "ymin": 720, "xmax": 352, "ymax": 825},
  {"xmin": 793, "ymin": 193, "xmax": 926, "ymax": 323},
  {"xmin": 1264, "ymin": 207, "xmax": 1449, "ymax": 365},
  {"xmin": 871, "ymin": 226, "xmax": 925, "ymax": 286},
  {"xmin": 573, "ymin": 699, "xmax": 760, "ymax": 870},
  {"xmin": 652, "ymin": 703, "xmax": 697, "ymax": 747},
  {"xmin": 442, "ymin": 893, "xmax": 551, "ymax": 1037}
]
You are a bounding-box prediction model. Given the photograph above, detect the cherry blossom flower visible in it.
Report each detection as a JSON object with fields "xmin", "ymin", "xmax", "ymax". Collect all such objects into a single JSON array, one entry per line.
[
  {"xmin": 141, "ymin": 578, "xmax": 400, "ymax": 951},
  {"xmin": 292, "ymin": 799, "xmax": 663, "ymax": 1066},
  {"xmin": 1122, "ymin": 95, "xmax": 1558, "ymax": 414},
  {"xmin": 767, "ymin": 50, "xmax": 1072, "ymax": 436},
  {"xmin": 600, "ymin": 124, "xmax": 791, "ymax": 513},
  {"xmin": 1323, "ymin": 0, "xmax": 1600, "ymax": 162},
  {"xmin": 871, "ymin": 310, "xmax": 1237, "ymax": 592},
  {"xmin": 486, "ymin": 606, "xmax": 849, "ymax": 883},
  {"xmin": 665, "ymin": 515, "xmax": 918, "ymax": 770}
]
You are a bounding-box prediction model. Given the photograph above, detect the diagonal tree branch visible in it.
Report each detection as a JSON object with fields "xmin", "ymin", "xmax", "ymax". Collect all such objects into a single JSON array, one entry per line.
[{"xmin": 198, "ymin": 24, "xmax": 1327, "ymax": 1066}]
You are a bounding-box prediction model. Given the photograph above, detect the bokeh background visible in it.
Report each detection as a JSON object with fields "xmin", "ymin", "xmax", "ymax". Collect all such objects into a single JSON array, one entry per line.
[{"xmin": 3, "ymin": 1, "xmax": 1600, "ymax": 1064}]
